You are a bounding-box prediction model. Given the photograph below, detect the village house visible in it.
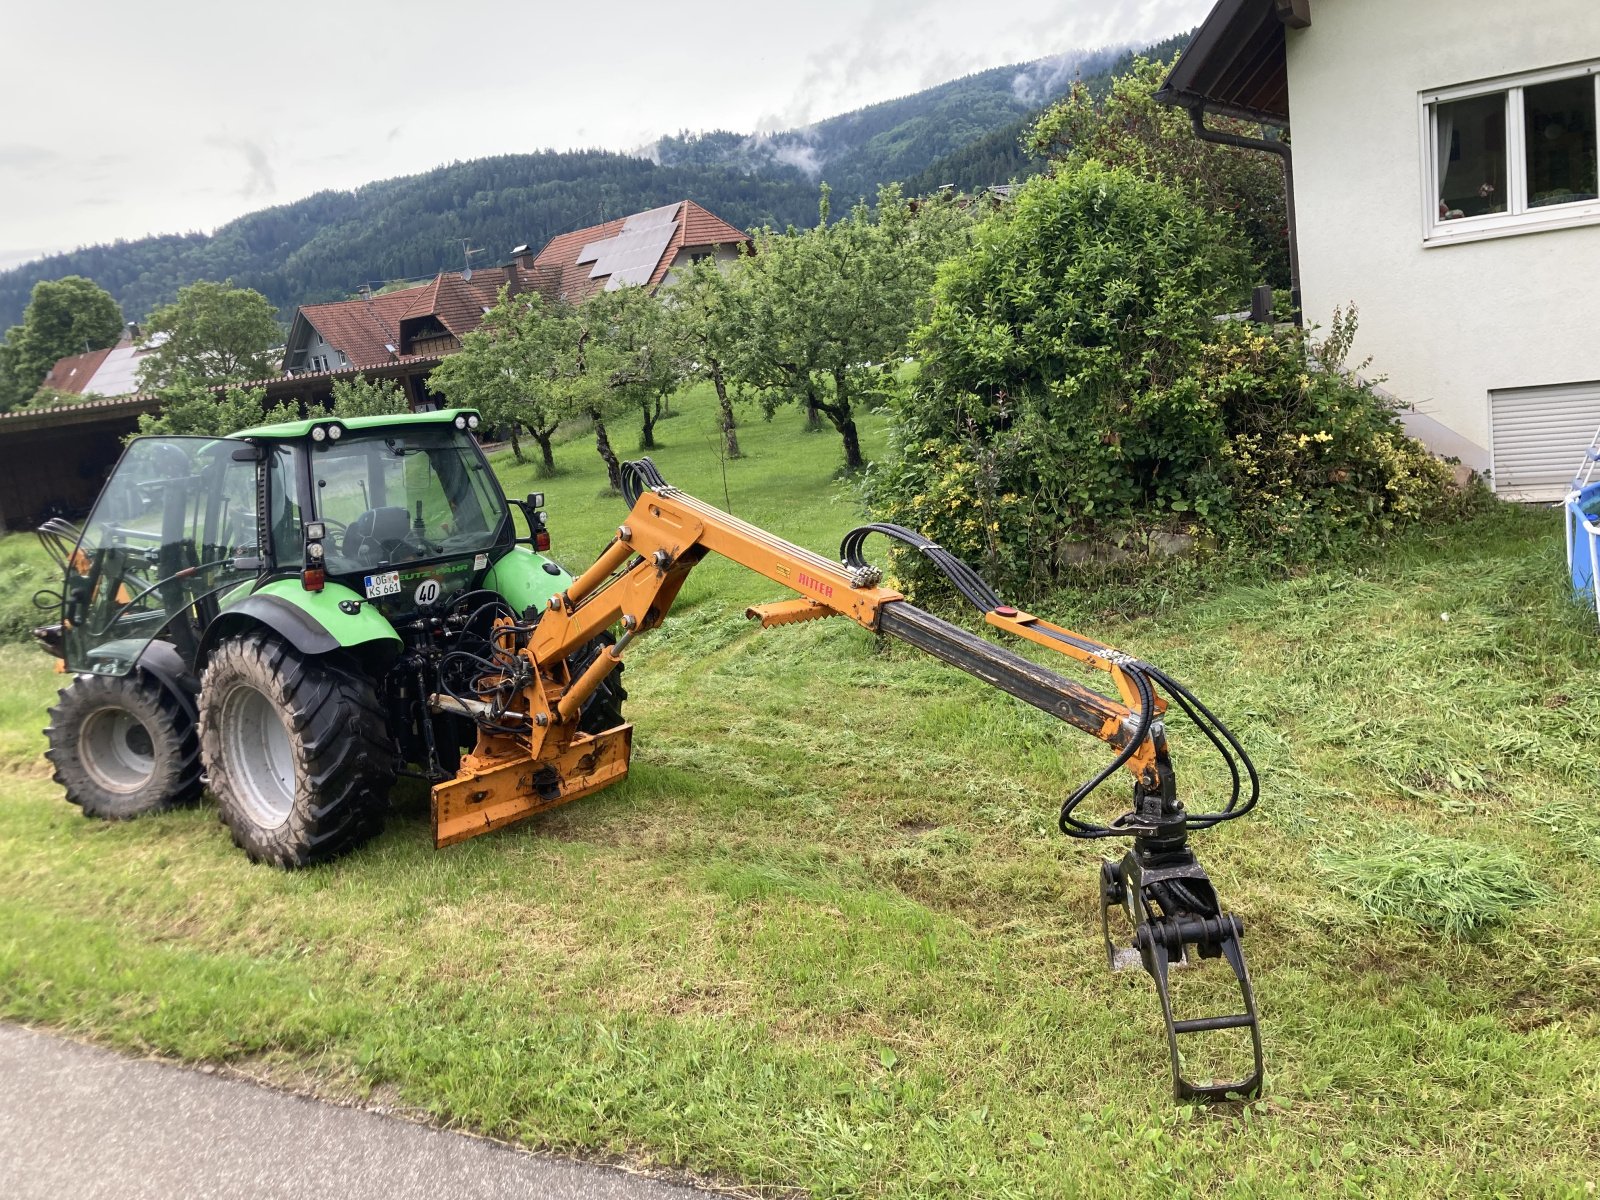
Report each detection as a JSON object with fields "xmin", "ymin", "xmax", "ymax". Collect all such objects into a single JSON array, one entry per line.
[
  {"xmin": 275, "ymin": 199, "xmax": 749, "ymax": 410},
  {"xmin": 1159, "ymin": 0, "xmax": 1600, "ymax": 500},
  {"xmin": 2, "ymin": 200, "xmax": 750, "ymax": 527}
]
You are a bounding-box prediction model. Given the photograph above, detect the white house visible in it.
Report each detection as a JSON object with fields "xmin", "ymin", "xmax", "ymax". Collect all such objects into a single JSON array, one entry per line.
[{"xmin": 1159, "ymin": 0, "xmax": 1600, "ymax": 499}]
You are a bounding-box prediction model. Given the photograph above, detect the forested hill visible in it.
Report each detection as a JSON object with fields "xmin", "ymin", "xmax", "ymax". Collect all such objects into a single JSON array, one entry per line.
[
  {"xmin": 899, "ymin": 32, "xmax": 1190, "ymax": 197},
  {"xmin": 0, "ymin": 155, "xmax": 823, "ymax": 334},
  {"xmin": 0, "ymin": 33, "xmax": 1192, "ymax": 330}
]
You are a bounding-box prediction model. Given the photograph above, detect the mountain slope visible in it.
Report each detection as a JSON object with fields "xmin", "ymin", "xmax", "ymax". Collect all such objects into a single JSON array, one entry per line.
[
  {"xmin": 899, "ymin": 33, "xmax": 1191, "ymax": 196},
  {"xmin": 0, "ymin": 35, "xmax": 1191, "ymax": 331}
]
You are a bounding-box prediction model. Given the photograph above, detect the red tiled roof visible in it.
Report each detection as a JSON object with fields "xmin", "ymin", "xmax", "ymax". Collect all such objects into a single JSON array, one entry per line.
[
  {"xmin": 528, "ymin": 200, "xmax": 750, "ymax": 303},
  {"xmin": 297, "ymin": 284, "xmax": 430, "ymax": 367},
  {"xmin": 39, "ymin": 346, "xmax": 113, "ymax": 395},
  {"xmin": 297, "ymin": 200, "xmax": 751, "ymax": 360}
]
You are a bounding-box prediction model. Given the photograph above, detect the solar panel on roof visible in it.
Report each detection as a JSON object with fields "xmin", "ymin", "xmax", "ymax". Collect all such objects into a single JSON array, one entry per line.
[{"xmin": 573, "ymin": 206, "xmax": 679, "ymax": 291}]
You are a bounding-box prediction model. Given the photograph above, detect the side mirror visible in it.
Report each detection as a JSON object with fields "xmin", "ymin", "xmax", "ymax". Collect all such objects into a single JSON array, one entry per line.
[{"xmin": 509, "ymin": 494, "xmax": 550, "ymax": 551}]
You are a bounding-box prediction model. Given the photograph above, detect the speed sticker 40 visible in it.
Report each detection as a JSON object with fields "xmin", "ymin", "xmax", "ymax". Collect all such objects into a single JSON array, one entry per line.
[{"xmin": 363, "ymin": 571, "xmax": 400, "ymax": 598}]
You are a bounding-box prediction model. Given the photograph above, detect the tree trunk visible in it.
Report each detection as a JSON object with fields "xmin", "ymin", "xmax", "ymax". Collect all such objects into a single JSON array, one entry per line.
[
  {"xmin": 824, "ymin": 369, "xmax": 864, "ymax": 472},
  {"xmin": 590, "ymin": 408, "xmax": 622, "ymax": 492},
  {"xmin": 837, "ymin": 416, "xmax": 864, "ymax": 472},
  {"xmin": 639, "ymin": 397, "xmax": 657, "ymax": 450},
  {"xmin": 507, "ymin": 424, "xmax": 525, "ymax": 463},
  {"xmin": 531, "ymin": 423, "xmax": 557, "ymax": 473},
  {"xmin": 712, "ymin": 362, "xmax": 741, "ymax": 459},
  {"xmin": 805, "ymin": 388, "xmax": 823, "ymax": 433}
]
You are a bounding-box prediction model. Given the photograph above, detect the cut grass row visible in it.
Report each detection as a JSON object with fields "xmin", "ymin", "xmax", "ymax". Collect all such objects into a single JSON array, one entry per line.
[{"xmin": 0, "ymin": 387, "xmax": 1597, "ymax": 1195}]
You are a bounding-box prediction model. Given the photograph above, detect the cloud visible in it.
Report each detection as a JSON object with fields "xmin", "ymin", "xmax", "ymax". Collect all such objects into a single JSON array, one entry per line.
[
  {"xmin": 206, "ymin": 135, "xmax": 277, "ymax": 199},
  {"xmin": 1008, "ymin": 44, "xmax": 1133, "ymax": 106},
  {"xmin": 770, "ymin": 142, "xmax": 823, "ymax": 178},
  {"xmin": 0, "ymin": 144, "xmax": 60, "ymax": 173}
]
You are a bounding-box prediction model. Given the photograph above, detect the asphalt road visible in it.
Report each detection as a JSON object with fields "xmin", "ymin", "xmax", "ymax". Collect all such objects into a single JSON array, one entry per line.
[{"xmin": 0, "ymin": 1024, "xmax": 719, "ymax": 1199}]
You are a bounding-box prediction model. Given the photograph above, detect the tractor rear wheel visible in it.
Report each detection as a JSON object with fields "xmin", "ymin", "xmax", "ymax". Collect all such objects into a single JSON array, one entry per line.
[
  {"xmin": 198, "ymin": 635, "xmax": 393, "ymax": 868},
  {"xmin": 45, "ymin": 671, "xmax": 203, "ymax": 819}
]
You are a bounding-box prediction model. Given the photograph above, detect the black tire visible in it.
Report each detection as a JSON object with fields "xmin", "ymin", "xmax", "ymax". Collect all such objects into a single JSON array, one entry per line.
[
  {"xmin": 569, "ymin": 635, "xmax": 627, "ymax": 735},
  {"xmin": 198, "ymin": 635, "xmax": 394, "ymax": 868},
  {"xmin": 45, "ymin": 671, "xmax": 203, "ymax": 820}
]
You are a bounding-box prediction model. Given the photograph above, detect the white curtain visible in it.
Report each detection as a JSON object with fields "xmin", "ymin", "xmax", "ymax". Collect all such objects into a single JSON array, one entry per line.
[{"xmin": 1435, "ymin": 106, "xmax": 1455, "ymax": 207}]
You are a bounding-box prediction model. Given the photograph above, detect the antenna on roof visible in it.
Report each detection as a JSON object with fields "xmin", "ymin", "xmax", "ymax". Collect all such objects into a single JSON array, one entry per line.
[{"xmin": 459, "ymin": 238, "xmax": 486, "ymax": 282}]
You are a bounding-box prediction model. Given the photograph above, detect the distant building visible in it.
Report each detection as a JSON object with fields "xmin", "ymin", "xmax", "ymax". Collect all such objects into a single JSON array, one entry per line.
[
  {"xmin": 36, "ymin": 325, "xmax": 165, "ymax": 400},
  {"xmin": 2, "ymin": 200, "xmax": 751, "ymax": 527},
  {"xmin": 278, "ymin": 199, "xmax": 750, "ymax": 408},
  {"xmin": 38, "ymin": 346, "xmax": 111, "ymax": 396}
]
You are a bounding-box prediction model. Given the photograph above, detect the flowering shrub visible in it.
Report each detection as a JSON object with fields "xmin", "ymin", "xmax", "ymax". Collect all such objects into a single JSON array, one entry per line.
[{"xmin": 866, "ymin": 167, "xmax": 1481, "ymax": 599}]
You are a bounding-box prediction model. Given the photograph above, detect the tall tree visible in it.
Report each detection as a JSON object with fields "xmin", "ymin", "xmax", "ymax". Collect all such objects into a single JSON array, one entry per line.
[
  {"xmin": 133, "ymin": 381, "xmax": 294, "ymax": 440},
  {"xmin": 0, "ymin": 276, "xmax": 123, "ymax": 409},
  {"xmin": 429, "ymin": 287, "xmax": 566, "ymax": 474},
  {"xmin": 1027, "ymin": 56, "xmax": 1291, "ymax": 290},
  {"xmin": 663, "ymin": 254, "xmax": 744, "ymax": 459},
  {"xmin": 136, "ymin": 280, "xmax": 282, "ymax": 391},
  {"xmin": 591, "ymin": 284, "xmax": 684, "ymax": 451},
  {"xmin": 558, "ymin": 299, "xmax": 628, "ymax": 490},
  {"xmin": 731, "ymin": 185, "xmax": 948, "ymax": 472}
]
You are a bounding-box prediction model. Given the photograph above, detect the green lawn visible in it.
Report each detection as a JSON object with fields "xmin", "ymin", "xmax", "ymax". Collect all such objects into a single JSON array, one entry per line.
[{"xmin": 2, "ymin": 389, "xmax": 1598, "ymax": 1197}]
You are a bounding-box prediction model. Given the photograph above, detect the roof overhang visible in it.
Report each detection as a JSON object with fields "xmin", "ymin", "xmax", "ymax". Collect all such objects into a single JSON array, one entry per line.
[{"xmin": 1154, "ymin": 0, "xmax": 1300, "ymax": 127}]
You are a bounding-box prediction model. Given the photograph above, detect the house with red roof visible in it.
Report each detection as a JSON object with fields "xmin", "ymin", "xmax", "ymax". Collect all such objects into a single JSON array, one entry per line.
[
  {"xmin": 278, "ymin": 199, "xmax": 749, "ymax": 407},
  {"xmin": 38, "ymin": 346, "xmax": 112, "ymax": 397}
]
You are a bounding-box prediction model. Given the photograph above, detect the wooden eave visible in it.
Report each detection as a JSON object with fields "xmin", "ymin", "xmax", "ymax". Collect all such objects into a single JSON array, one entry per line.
[{"xmin": 1155, "ymin": 0, "xmax": 1296, "ymax": 127}]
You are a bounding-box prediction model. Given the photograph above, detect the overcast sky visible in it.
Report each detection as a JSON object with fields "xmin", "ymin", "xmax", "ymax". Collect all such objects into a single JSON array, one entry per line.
[{"xmin": 0, "ymin": 0, "xmax": 1210, "ymax": 270}]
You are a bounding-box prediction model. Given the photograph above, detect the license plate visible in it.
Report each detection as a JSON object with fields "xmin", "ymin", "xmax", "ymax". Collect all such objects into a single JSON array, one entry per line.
[{"xmin": 363, "ymin": 571, "xmax": 400, "ymax": 598}]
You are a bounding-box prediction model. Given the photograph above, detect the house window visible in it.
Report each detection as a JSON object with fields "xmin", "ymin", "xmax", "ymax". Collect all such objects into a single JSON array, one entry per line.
[{"xmin": 1423, "ymin": 61, "xmax": 1600, "ymax": 244}]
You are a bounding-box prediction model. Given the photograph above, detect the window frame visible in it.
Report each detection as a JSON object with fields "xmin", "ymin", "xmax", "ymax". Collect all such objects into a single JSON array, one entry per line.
[{"xmin": 1420, "ymin": 59, "xmax": 1600, "ymax": 247}]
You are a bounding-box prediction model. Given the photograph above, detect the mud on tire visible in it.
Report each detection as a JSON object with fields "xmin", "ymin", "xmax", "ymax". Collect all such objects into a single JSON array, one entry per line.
[
  {"xmin": 199, "ymin": 635, "xmax": 394, "ymax": 868},
  {"xmin": 46, "ymin": 671, "xmax": 203, "ymax": 820}
]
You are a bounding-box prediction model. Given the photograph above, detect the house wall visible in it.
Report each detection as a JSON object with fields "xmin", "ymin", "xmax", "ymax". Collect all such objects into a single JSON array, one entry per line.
[
  {"xmin": 1285, "ymin": 0, "xmax": 1600, "ymax": 486},
  {"xmin": 286, "ymin": 327, "xmax": 351, "ymax": 374}
]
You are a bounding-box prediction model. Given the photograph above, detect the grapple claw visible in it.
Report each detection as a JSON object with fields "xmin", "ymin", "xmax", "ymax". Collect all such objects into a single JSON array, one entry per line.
[{"xmin": 1103, "ymin": 843, "xmax": 1264, "ymax": 1102}]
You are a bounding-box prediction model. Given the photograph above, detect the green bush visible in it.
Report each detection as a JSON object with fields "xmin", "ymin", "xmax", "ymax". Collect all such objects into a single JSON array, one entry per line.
[
  {"xmin": 866, "ymin": 165, "xmax": 1479, "ymax": 599},
  {"xmin": 1199, "ymin": 310, "xmax": 1487, "ymax": 559}
]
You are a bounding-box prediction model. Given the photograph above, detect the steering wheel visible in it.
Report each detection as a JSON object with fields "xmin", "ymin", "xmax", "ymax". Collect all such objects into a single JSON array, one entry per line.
[{"xmin": 342, "ymin": 506, "xmax": 425, "ymax": 562}]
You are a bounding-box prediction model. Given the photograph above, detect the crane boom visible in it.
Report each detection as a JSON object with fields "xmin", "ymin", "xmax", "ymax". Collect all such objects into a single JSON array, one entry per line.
[{"xmin": 429, "ymin": 459, "xmax": 1263, "ymax": 1101}]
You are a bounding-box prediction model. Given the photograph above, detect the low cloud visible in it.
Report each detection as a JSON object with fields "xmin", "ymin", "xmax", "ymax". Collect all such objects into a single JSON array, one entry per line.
[
  {"xmin": 0, "ymin": 144, "xmax": 60, "ymax": 173},
  {"xmin": 206, "ymin": 135, "xmax": 277, "ymax": 199}
]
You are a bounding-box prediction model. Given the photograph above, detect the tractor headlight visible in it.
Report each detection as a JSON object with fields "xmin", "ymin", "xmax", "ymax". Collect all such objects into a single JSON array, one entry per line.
[
  {"xmin": 327, "ymin": 423, "xmax": 343, "ymax": 441},
  {"xmin": 304, "ymin": 522, "xmax": 326, "ymax": 541},
  {"xmin": 311, "ymin": 426, "xmax": 327, "ymax": 442},
  {"xmin": 467, "ymin": 414, "xmax": 480, "ymax": 430},
  {"xmin": 453, "ymin": 414, "xmax": 468, "ymax": 430}
]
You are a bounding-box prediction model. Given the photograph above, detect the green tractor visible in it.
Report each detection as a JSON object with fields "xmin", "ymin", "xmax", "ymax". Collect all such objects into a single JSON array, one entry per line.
[{"xmin": 35, "ymin": 408, "xmax": 622, "ymax": 866}]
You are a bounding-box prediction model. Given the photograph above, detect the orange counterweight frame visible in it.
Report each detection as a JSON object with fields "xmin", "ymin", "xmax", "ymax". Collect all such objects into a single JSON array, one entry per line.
[{"xmin": 430, "ymin": 481, "xmax": 1166, "ymax": 848}]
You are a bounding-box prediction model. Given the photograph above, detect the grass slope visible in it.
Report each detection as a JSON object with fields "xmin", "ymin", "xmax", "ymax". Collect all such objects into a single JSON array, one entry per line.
[{"xmin": 2, "ymin": 390, "xmax": 1598, "ymax": 1196}]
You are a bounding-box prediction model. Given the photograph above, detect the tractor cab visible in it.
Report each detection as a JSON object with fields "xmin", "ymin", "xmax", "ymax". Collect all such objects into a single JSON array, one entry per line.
[
  {"xmin": 242, "ymin": 410, "xmax": 513, "ymax": 620},
  {"xmin": 58, "ymin": 434, "xmax": 260, "ymax": 677},
  {"xmin": 51, "ymin": 408, "xmax": 527, "ymax": 678}
]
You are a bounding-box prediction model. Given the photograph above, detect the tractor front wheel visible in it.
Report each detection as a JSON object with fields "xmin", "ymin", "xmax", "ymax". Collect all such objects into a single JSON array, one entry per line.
[
  {"xmin": 199, "ymin": 635, "xmax": 393, "ymax": 868},
  {"xmin": 46, "ymin": 671, "xmax": 203, "ymax": 819}
]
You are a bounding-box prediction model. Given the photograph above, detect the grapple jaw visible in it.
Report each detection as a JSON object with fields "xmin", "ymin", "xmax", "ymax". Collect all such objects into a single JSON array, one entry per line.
[{"xmin": 1100, "ymin": 841, "xmax": 1263, "ymax": 1102}]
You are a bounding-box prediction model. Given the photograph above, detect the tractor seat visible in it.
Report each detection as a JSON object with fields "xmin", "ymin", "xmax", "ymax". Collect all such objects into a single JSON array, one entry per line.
[{"xmin": 343, "ymin": 507, "xmax": 412, "ymax": 558}]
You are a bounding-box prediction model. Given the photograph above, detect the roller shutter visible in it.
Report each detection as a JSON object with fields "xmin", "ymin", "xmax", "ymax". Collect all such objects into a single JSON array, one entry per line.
[{"xmin": 1490, "ymin": 381, "xmax": 1600, "ymax": 501}]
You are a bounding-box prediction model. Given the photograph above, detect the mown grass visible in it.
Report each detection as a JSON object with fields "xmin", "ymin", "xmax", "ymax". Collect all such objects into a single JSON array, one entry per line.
[{"xmin": 2, "ymin": 387, "xmax": 1599, "ymax": 1196}]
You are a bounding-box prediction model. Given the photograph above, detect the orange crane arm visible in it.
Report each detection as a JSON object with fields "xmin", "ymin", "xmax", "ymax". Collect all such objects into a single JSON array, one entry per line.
[
  {"xmin": 431, "ymin": 469, "xmax": 1171, "ymax": 848},
  {"xmin": 428, "ymin": 460, "xmax": 1262, "ymax": 1103}
]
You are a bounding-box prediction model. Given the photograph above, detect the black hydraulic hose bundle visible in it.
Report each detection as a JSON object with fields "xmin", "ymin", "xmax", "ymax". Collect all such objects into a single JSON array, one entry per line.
[{"xmin": 839, "ymin": 523, "xmax": 1258, "ymax": 839}]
